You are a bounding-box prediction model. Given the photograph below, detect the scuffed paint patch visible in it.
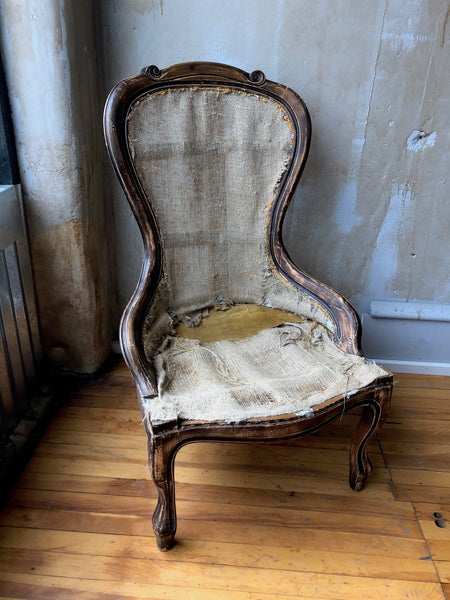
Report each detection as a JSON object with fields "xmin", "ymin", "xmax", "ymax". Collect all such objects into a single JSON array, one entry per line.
[
  {"xmin": 365, "ymin": 184, "xmax": 413, "ymax": 297},
  {"xmin": 406, "ymin": 129, "xmax": 436, "ymax": 151},
  {"xmin": 381, "ymin": 31, "xmax": 430, "ymax": 51},
  {"xmin": 333, "ymin": 179, "xmax": 363, "ymax": 234}
]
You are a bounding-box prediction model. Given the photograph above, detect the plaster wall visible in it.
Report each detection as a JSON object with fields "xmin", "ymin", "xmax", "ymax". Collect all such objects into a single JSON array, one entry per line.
[
  {"xmin": 97, "ymin": 0, "xmax": 450, "ymax": 323},
  {"xmin": 0, "ymin": 0, "xmax": 448, "ymax": 372},
  {"xmin": 0, "ymin": 0, "xmax": 113, "ymax": 372}
]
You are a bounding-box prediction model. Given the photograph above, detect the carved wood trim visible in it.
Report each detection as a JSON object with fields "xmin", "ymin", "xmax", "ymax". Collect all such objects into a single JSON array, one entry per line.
[
  {"xmin": 148, "ymin": 379, "xmax": 392, "ymax": 549},
  {"xmin": 104, "ymin": 64, "xmax": 394, "ymax": 551},
  {"xmin": 144, "ymin": 376, "xmax": 392, "ymax": 440}
]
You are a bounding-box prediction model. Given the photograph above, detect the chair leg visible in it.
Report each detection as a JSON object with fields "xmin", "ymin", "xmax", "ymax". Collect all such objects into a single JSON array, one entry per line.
[
  {"xmin": 148, "ymin": 437, "xmax": 177, "ymax": 551},
  {"xmin": 349, "ymin": 387, "xmax": 391, "ymax": 492},
  {"xmin": 349, "ymin": 403, "xmax": 375, "ymax": 491}
]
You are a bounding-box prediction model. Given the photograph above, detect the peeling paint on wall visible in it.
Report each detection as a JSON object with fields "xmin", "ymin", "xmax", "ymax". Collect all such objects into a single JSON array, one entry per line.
[
  {"xmin": 365, "ymin": 184, "xmax": 413, "ymax": 299},
  {"xmin": 406, "ymin": 129, "xmax": 436, "ymax": 151}
]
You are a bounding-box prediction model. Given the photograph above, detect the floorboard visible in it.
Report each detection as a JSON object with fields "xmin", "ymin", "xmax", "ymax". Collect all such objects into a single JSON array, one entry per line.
[{"xmin": 0, "ymin": 358, "xmax": 449, "ymax": 599}]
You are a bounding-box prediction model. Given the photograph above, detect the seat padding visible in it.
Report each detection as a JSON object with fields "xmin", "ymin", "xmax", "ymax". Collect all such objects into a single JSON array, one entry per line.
[
  {"xmin": 146, "ymin": 305, "xmax": 387, "ymax": 429},
  {"xmin": 175, "ymin": 303, "xmax": 305, "ymax": 342}
]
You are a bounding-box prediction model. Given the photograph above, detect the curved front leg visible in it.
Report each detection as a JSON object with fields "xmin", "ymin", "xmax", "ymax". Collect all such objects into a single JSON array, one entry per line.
[
  {"xmin": 349, "ymin": 386, "xmax": 391, "ymax": 491},
  {"xmin": 148, "ymin": 437, "xmax": 177, "ymax": 551}
]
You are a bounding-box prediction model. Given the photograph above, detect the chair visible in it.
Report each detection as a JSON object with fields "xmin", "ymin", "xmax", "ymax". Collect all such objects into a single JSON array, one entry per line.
[{"xmin": 103, "ymin": 62, "xmax": 393, "ymax": 551}]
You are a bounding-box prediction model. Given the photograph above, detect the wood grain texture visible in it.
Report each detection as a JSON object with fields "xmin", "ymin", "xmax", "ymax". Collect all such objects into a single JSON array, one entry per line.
[{"xmin": 0, "ymin": 360, "xmax": 448, "ymax": 599}]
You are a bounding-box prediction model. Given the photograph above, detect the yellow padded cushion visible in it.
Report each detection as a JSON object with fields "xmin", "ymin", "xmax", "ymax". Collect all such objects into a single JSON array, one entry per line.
[{"xmin": 175, "ymin": 304, "xmax": 304, "ymax": 343}]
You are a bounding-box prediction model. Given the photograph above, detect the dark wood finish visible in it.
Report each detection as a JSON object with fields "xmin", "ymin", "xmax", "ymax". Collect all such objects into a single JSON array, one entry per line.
[
  {"xmin": 103, "ymin": 62, "xmax": 393, "ymax": 551},
  {"xmin": 146, "ymin": 383, "xmax": 392, "ymax": 550}
]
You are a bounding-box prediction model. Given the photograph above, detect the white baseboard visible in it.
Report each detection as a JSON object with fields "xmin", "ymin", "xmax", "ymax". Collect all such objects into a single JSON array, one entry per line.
[
  {"xmin": 362, "ymin": 300, "xmax": 450, "ymax": 376},
  {"xmin": 369, "ymin": 359, "xmax": 450, "ymax": 376}
]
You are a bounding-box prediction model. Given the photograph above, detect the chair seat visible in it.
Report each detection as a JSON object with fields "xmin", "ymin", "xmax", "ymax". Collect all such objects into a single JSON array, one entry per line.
[{"xmin": 147, "ymin": 305, "xmax": 388, "ymax": 429}]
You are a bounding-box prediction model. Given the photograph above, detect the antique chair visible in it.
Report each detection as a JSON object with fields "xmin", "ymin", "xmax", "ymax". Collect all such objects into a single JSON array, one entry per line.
[{"xmin": 103, "ymin": 62, "xmax": 392, "ymax": 551}]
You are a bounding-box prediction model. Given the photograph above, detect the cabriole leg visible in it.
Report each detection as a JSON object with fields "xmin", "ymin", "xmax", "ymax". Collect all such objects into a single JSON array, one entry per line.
[
  {"xmin": 349, "ymin": 403, "xmax": 376, "ymax": 491},
  {"xmin": 148, "ymin": 437, "xmax": 177, "ymax": 551},
  {"xmin": 349, "ymin": 387, "xmax": 391, "ymax": 491}
]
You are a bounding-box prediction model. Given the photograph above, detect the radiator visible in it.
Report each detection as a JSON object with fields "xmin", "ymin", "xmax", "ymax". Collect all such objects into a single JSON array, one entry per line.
[{"xmin": 0, "ymin": 185, "xmax": 42, "ymax": 442}]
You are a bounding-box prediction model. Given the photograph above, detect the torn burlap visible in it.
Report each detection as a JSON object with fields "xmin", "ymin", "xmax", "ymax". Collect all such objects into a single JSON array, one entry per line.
[
  {"xmin": 127, "ymin": 87, "xmax": 336, "ymax": 337},
  {"xmin": 126, "ymin": 87, "xmax": 388, "ymax": 431},
  {"xmin": 149, "ymin": 316, "xmax": 387, "ymax": 429}
]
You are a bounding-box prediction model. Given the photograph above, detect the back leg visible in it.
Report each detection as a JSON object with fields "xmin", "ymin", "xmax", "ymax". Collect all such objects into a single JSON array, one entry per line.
[{"xmin": 349, "ymin": 387, "xmax": 392, "ymax": 491}]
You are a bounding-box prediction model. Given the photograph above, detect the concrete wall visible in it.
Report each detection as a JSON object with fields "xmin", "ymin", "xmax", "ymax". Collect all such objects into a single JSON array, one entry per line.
[
  {"xmin": 1, "ymin": 0, "xmax": 449, "ymax": 372},
  {"xmin": 96, "ymin": 0, "xmax": 450, "ymax": 319},
  {"xmin": 0, "ymin": 1, "xmax": 113, "ymax": 373}
]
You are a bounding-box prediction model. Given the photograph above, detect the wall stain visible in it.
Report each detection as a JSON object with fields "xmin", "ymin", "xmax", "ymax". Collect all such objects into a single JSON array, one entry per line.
[{"xmin": 442, "ymin": 5, "xmax": 450, "ymax": 46}]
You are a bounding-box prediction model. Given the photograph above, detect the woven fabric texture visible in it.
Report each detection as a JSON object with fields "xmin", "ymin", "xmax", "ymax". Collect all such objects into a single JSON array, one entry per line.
[
  {"xmin": 148, "ymin": 313, "xmax": 387, "ymax": 429},
  {"xmin": 127, "ymin": 87, "xmax": 336, "ymax": 339},
  {"xmin": 125, "ymin": 87, "xmax": 386, "ymax": 431}
]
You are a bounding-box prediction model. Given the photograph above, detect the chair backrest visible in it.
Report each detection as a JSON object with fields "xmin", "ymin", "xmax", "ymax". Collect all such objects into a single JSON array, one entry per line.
[
  {"xmin": 104, "ymin": 63, "xmax": 359, "ymax": 367},
  {"xmin": 127, "ymin": 83, "xmax": 297, "ymax": 313},
  {"xmin": 106, "ymin": 63, "xmax": 312, "ymax": 302}
]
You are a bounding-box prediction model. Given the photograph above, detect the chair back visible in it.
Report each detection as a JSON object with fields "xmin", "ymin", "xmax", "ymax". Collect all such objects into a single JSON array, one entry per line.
[{"xmin": 105, "ymin": 63, "xmax": 314, "ymax": 317}]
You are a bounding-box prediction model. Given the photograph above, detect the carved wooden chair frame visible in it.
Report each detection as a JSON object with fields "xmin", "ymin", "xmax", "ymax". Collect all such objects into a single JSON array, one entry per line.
[{"xmin": 104, "ymin": 62, "xmax": 392, "ymax": 551}]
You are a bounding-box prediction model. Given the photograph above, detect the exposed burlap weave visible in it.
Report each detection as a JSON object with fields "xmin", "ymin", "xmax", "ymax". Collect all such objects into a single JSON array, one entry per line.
[
  {"xmin": 126, "ymin": 88, "xmax": 388, "ymax": 430},
  {"xmin": 127, "ymin": 87, "xmax": 336, "ymax": 337},
  {"xmin": 148, "ymin": 309, "xmax": 387, "ymax": 428}
]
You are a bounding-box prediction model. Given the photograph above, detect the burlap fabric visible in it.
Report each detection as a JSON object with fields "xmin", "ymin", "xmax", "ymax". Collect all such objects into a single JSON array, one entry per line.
[
  {"xmin": 149, "ymin": 311, "xmax": 387, "ymax": 428},
  {"xmin": 143, "ymin": 305, "xmax": 387, "ymax": 429},
  {"xmin": 127, "ymin": 87, "xmax": 335, "ymax": 337},
  {"xmin": 126, "ymin": 88, "xmax": 387, "ymax": 430}
]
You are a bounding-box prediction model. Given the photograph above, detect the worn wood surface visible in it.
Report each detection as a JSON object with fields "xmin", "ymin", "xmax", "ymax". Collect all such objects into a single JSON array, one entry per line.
[{"xmin": 0, "ymin": 357, "xmax": 448, "ymax": 599}]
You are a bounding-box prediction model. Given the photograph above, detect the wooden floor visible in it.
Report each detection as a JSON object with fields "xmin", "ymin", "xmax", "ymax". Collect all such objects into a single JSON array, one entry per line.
[{"xmin": 0, "ymin": 357, "xmax": 449, "ymax": 599}]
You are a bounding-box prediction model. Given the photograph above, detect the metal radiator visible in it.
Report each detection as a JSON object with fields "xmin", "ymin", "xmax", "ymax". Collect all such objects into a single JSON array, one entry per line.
[{"xmin": 0, "ymin": 184, "xmax": 42, "ymax": 443}]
